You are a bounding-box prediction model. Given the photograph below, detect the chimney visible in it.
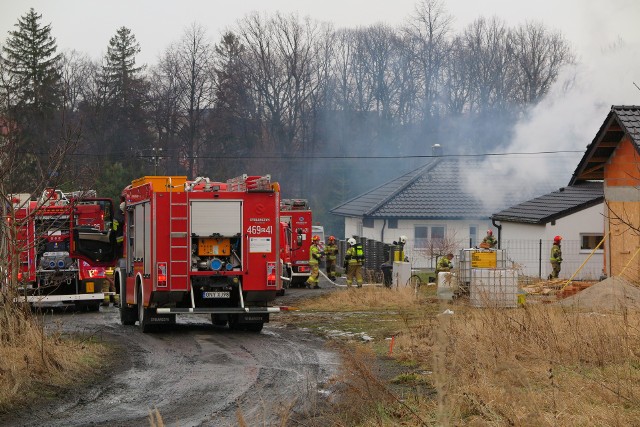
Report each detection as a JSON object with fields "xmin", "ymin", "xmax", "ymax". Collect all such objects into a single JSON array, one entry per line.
[{"xmin": 432, "ymin": 144, "xmax": 443, "ymax": 157}]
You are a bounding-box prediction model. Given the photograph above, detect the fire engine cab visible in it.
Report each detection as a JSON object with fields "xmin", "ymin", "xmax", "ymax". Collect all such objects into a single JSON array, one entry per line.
[
  {"xmin": 112, "ymin": 175, "xmax": 292, "ymax": 332},
  {"xmin": 279, "ymin": 199, "xmax": 313, "ymax": 287},
  {"xmin": 7, "ymin": 189, "xmax": 116, "ymax": 310}
]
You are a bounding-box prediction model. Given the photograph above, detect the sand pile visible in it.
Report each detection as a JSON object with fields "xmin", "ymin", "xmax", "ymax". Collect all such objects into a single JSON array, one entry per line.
[{"xmin": 557, "ymin": 276, "xmax": 640, "ymax": 311}]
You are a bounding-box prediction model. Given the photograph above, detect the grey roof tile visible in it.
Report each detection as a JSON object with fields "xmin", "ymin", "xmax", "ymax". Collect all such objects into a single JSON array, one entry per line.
[
  {"xmin": 570, "ymin": 105, "xmax": 640, "ymax": 185},
  {"xmin": 492, "ymin": 182, "xmax": 603, "ymax": 224},
  {"xmin": 331, "ymin": 158, "xmax": 556, "ymax": 220}
]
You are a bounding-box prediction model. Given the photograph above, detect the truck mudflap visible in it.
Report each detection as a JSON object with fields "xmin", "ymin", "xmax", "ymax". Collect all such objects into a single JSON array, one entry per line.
[
  {"xmin": 14, "ymin": 293, "xmax": 106, "ymax": 303},
  {"xmin": 156, "ymin": 306, "xmax": 296, "ymax": 314}
]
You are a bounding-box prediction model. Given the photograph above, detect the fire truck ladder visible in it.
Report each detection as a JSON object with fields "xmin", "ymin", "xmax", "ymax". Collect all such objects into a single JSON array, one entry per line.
[{"xmin": 168, "ymin": 177, "xmax": 189, "ymax": 289}]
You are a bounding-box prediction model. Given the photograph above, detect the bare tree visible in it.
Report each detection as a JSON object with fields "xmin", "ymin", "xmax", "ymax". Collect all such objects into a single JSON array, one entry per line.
[
  {"xmin": 174, "ymin": 23, "xmax": 215, "ymax": 177},
  {"xmin": 405, "ymin": 0, "xmax": 452, "ymax": 119},
  {"xmin": 509, "ymin": 21, "xmax": 575, "ymax": 104}
]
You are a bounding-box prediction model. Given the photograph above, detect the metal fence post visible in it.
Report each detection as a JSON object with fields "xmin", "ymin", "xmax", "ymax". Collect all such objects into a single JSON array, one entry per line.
[{"xmin": 538, "ymin": 239, "xmax": 542, "ymax": 279}]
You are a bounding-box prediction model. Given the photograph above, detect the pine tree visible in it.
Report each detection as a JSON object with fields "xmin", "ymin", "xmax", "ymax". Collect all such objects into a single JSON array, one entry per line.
[
  {"xmin": 98, "ymin": 27, "xmax": 151, "ymax": 169},
  {"xmin": 102, "ymin": 26, "xmax": 143, "ymax": 110},
  {"xmin": 2, "ymin": 8, "xmax": 61, "ymax": 113}
]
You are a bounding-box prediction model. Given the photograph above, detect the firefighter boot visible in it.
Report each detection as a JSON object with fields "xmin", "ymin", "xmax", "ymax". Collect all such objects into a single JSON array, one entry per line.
[{"xmin": 101, "ymin": 282, "xmax": 110, "ymax": 306}]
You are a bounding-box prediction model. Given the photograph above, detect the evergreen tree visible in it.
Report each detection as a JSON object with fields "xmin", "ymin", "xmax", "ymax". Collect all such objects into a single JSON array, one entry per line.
[
  {"xmin": 2, "ymin": 8, "xmax": 61, "ymax": 113},
  {"xmin": 1, "ymin": 8, "xmax": 66, "ymax": 191},
  {"xmin": 101, "ymin": 26, "xmax": 143, "ymax": 109},
  {"xmin": 99, "ymin": 26, "xmax": 150, "ymax": 167}
]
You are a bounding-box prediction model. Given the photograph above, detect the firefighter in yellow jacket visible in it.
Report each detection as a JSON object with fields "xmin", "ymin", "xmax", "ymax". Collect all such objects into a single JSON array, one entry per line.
[
  {"xmin": 324, "ymin": 236, "xmax": 338, "ymax": 281},
  {"xmin": 103, "ymin": 199, "xmax": 124, "ymax": 306},
  {"xmin": 305, "ymin": 235, "xmax": 323, "ymax": 289},
  {"xmin": 549, "ymin": 235, "xmax": 563, "ymax": 279},
  {"xmin": 345, "ymin": 237, "xmax": 364, "ymax": 288}
]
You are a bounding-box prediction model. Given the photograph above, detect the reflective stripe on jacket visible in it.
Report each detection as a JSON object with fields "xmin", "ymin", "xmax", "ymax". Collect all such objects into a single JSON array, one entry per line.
[{"xmin": 550, "ymin": 244, "xmax": 562, "ymax": 262}]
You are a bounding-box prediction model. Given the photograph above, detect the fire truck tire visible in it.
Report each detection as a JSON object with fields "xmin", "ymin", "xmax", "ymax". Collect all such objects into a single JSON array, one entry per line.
[
  {"xmin": 283, "ymin": 268, "xmax": 292, "ymax": 289},
  {"xmin": 228, "ymin": 315, "xmax": 264, "ymax": 332},
  {"xmin": 228, "ymin": 314, "xmax": 240, "ymax": 330},
  {"xmin": 137, "ymin": 286, "xmax": 154, "ymax": 333},
  {"xmin": 75, "ymin": 302, "xmax": 100, "ymax": 312},
  {"xmin": 119, "ymin": 281, "xmax": 137, "ymax": 326},
  {"xmin": 211, "ymin": 314, "xmax": 228, "ymax": 327},
  {"xmin": 244, "ymin": 322, "xmax": 264, "ymax": 333}
]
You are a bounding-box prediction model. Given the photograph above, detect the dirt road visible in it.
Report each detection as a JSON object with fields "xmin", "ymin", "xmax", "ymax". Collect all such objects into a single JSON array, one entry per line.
[{"xmin": 0, "ymin": 280, "xmax": 342, "ymax": 427}]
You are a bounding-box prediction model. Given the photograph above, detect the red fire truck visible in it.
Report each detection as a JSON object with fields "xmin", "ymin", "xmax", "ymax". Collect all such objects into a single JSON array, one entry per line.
[
  {"xmin": 279, "ymin": 199, "xmax": 313, "ymax": 287},
  {"xmin": 7, "ymin": 189, "xmax": 116, "ymax": 310},
  {"xmin": 113, "ymin": 175, "xmax": 292, "ymax": 332}
]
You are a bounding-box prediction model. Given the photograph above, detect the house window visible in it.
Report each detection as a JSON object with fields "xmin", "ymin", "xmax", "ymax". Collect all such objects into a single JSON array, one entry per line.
[
  {"xmin": 431, "ymin": 226, "xmax": 445, "ymax": 240},
  {"xmin": 388, "ymin": 219, "xmax": 398, "ymax": 229},
  {"xmin": 363, "ymin": 217, "xmax": 374, "ymax": 228},
  {"xmin": 469, "ymin": 225, "xmax": 477, "ymax": 247},
  {"xmin": 581, "ymin": 234, "xmax": 604, "ymax": 251},
  {"xmin": 414, "ymin": 226, "xmax": 428, "ymax": 248}
]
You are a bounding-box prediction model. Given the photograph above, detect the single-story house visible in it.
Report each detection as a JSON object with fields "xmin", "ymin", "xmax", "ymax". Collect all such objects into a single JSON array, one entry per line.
[
  {"xmin": 330, "ymin": 146, "xmax": 555, "ymax": 269},
  {"xmin": 569, "ymin": 105, "xmax": 640, "ymax": 281},
  {"xmin": 492, "ymin": 182, "xmax": 604, "ymax": 280}
]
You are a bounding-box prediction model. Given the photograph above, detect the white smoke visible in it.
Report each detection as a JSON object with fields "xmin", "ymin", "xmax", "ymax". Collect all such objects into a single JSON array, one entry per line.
[{"xmin": 466, "ymin": 37, "xmax": 640, "ymax": 211}]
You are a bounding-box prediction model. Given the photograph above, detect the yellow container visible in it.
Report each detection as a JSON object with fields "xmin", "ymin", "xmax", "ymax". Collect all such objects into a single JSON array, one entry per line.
[{"xmin": 131, "ymin": 176, "xmax": 187, "ymax": 192}]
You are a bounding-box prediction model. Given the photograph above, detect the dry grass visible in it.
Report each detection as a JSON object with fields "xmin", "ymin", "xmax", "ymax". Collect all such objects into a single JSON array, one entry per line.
[
  {"xmin": 300, "ymin": 284, "xmax": 429, "ymax": 312},
  {"xmin": 0, "ymin": 298, "xmax": 109, "ymax": 413},
  {"xmin": 296, "ymin": 285, "xmax": 640, "ymax": 426}
]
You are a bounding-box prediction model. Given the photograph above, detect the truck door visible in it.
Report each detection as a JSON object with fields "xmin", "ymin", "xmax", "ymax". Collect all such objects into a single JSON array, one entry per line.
[{"xmin": 69, "ymin": 199, "xmax": 118, "ymax": 266}]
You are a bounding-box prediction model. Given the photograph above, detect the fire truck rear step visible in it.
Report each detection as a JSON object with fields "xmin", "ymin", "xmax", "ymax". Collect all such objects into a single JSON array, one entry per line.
[{"xmin": 156, "ymin": 307, "xmax": 284, "ymax": 314}]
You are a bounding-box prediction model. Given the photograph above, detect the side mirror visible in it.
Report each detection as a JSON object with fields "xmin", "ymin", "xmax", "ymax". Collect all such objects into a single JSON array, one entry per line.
[{"xmin": 296, "ymin": 228, "xmax": 303, "ymax": 247}]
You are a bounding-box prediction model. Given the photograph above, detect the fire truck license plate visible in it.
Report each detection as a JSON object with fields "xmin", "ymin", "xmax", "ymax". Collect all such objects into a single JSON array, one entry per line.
[{"xmin": 203, "ymin": 291, "xmax": 230, "ymax": 299}]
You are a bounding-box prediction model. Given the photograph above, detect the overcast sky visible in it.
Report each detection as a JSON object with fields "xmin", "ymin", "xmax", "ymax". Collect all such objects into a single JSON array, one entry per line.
[
  {"xmin": 1, "ymin": 0, "xmax": 638, "ymax": 200},
  {"xmin": 0, "ymin": 0, "xmax": 638, "ymax": 66}
]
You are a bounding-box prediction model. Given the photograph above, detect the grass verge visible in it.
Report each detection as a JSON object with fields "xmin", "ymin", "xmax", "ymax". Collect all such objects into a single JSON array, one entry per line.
[
  {"xmin": 0, "ymin": 301, "xmax": 111, "ymax": 414},
  {"xmin": 283, "ymin": 283, "xmax": 640, "ymax": 426}
]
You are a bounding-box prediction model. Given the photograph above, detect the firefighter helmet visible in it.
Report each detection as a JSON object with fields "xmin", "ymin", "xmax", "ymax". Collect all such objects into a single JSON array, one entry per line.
[
  {"xmin": 329, "ymin": 235, "xmax": 335, "ymax": 241},
  {"xmin": 312, "ymin": 235, "xmax": 320, "ymax": 242},
  {"xmin": 347, "ymin": 238, "xmax": 356, "ymax": 246},
  {"xmin": 487, "ymin": 229, "xmax": 493, "ymax": 236},
  {"xmin": 554, "ymin": 235, "xmax": 562, "ymax": 243},
  {"xmin": 398, "ymin": 235, "xmax": 407, "ymax": 244}
]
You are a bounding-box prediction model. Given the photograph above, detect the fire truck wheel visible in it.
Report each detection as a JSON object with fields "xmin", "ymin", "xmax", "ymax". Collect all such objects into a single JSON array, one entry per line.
[
  {"xmin": 117, "ymin": 283, "xmax": 138, "ymax": 326},
  {"xmin": 283, "ymin": 268, "xmax": 292, "ymax": 289},
  {"xmin": 211, "ymin": 314, "xmax": 227, "ymax": 327},
  {"xmin": 120, "ymin": 292, "xmax": 138, "ymax": 326},
  {"xmin": 244, "ymin": 322, "xmax": 264, "ymax": 333},
  {"xmin": 228, "ymin": 314, "xmax": 240, "ymax": 330},
  {"xmin": 137, "ymin": 287, "xmax": 154, "ymax": 333}
]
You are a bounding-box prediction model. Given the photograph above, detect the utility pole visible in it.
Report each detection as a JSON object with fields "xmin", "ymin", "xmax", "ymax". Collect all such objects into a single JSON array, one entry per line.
[{"xmin": 152, "ymin": 147, "xmax": 163, "ymax": 175}]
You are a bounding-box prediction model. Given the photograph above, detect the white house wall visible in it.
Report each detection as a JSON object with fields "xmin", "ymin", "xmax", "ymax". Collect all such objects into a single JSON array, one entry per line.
[
  {"xmin": 500, "ymin": 203, "xmax": 605, "ymax": 280},
  {"xmin": 347, "ymin": 217, "xmax": 494, "ymax": 269}
]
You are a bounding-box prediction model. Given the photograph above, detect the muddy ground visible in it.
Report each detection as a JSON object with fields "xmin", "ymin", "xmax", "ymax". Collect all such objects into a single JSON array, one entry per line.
[{"xmin": 0, "ymin": 278, "xmax": 343, "ymax": 427}]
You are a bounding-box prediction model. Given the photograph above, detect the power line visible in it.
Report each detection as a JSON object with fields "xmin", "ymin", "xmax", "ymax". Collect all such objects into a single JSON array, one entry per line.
[{"xmin": 17, "ymin": 149, "xmax": 584, "ymax": 160}]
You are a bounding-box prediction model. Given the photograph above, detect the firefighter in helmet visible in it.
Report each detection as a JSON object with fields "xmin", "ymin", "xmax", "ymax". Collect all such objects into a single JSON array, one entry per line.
[
  {"xmin": 305, "ymin": 235, "xmax": 323, "ymax": 289},
  {"xmin": 324, "ymin": 235, "xmax": 338, "ymax": 281},
  {"xmin": 437, "ymin": 253, "xmax": 454, "ymax": 273},
  {"xmin": 103, "ymin": 197, "xmax": 124, "ymax": 306},
  {"xmin": 549, "ymin": 235, "xmax": 563, "ymax": 279},
  {"xmin": 344, "ymin": 237, "xmax": 364, "ymax": 288},
  {"xmin": 482, "ymin": 229, "xmax": 497, "ymax": 248}
]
